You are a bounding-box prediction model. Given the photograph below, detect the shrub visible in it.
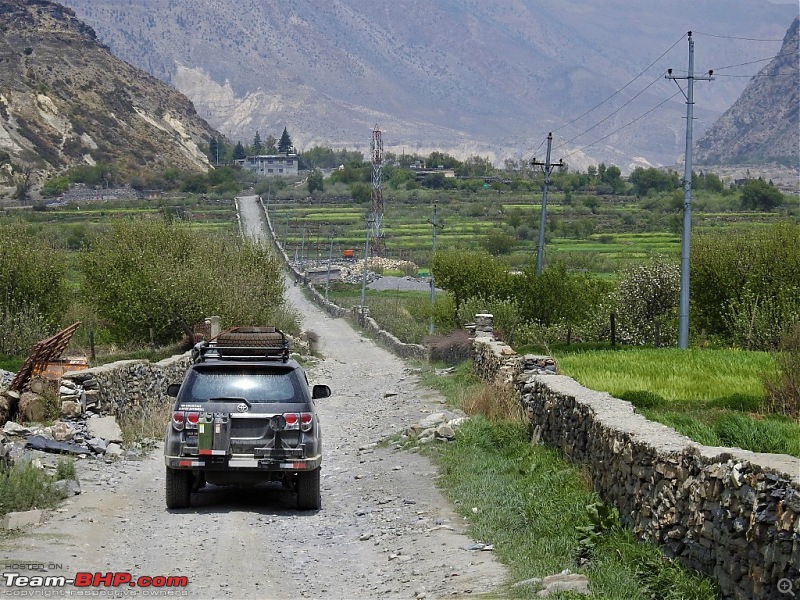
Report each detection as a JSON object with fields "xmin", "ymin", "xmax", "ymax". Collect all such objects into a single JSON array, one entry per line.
[
  {"xmin": 764, "ymin": 323, "xmax": 800, "ymax": 418},
  {"xmin": 462, "ymin": 382, "xmax": 525, "ymax": 422},
  {"xmin": 0, "ymin": 302, "xmax": 51, "ymax": 356},
  {"xmin": 692, "ymin": 222, "xmax": 800, "ymax": 348},
  {"xmin": 425, "ymin": 329, "xmax": 473, "ymax": 365},
  {"xmin": 0, "ymin": 461, "xmax": 70, "ymax": 518}
]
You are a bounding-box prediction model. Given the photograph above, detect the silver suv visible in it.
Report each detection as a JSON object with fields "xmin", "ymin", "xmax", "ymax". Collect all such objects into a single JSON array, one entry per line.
[{"xmin": 164, "ymin": 327, "xmax": 330, "ymax": 510}]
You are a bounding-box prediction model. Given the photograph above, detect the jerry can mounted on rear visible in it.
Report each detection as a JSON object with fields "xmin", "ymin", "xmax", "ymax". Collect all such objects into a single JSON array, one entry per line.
[{"xmin": 197, "ymin": 413, "xmax": 231, "ymax": 457}]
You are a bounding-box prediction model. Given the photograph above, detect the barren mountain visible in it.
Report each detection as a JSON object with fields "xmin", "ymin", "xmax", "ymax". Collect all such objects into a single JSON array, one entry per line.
[
  {"xmin": 695, "ymin": 17, "xmax": 799, "ymax": 168},
  {"xmin": 59, "ymin": 0, "xmax": 797, "ymax": 171},
  {"xmin": 0, "ymin": 0, "xmax": 217, "ymax": 194}
]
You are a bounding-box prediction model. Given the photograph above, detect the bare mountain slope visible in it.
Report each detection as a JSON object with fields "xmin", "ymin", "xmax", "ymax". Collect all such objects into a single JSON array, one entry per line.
[
  {"xmin": 695, "ymin": 17, "xmax": 799, "ymax": 167},
  {"xmin": 0, "ymin": 0, "xmax": 217, "ymax": 193},
  {"xmin": 59, "ymin": 0, "xmax": 797, "ymax": 170}
]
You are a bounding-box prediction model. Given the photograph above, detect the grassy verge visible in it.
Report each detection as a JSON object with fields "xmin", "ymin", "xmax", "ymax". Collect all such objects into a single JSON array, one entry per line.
[
  {"xmin": 418, "ymin": 365, "xmax": 716, "ymax": 598},
  {"xmin": 0, "ymin": 459, "xmax": 76, "ymax": 519},
  {"xmin": 555, "ymin": 347, "xmax": 800, "ymax": 457}
]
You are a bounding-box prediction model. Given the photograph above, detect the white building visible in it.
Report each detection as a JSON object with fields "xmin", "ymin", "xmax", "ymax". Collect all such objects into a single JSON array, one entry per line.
[{"xmin": 235, "ymin": 154, "xmax": 299, "ymax": 177}]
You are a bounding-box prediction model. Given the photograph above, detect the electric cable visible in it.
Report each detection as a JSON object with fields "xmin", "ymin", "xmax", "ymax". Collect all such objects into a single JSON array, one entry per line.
[
  {"xmin": 693, "ymin": 31, "xmax": 786, "ymax": 42},
  {"xmin": 551, "ymin": 34, "xmax": 687, "ymax": 134},
  {"xmin": 553, "ymin": 71, "xmax": 668, "ymax": 153},
  {"xmin": 558, "ymin": 88, "xmax": 684, "ymax": 161}
]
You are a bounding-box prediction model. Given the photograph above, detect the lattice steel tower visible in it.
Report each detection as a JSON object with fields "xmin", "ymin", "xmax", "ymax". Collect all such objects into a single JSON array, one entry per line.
[{"xmin": 369, "ymin": 126, "xmax": 384, "ymax": 256}]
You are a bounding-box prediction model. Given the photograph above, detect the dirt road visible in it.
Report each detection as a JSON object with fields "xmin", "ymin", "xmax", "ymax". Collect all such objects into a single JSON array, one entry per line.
[{"xmin": 0, "ymin": 196, "xmax": 506, "ymax": 599}]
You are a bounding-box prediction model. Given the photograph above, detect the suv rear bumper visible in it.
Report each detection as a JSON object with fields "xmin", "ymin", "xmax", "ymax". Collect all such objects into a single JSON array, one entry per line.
[{"xmin": 165, "ymin": 454, "xmax": 321, "ymax": 471}]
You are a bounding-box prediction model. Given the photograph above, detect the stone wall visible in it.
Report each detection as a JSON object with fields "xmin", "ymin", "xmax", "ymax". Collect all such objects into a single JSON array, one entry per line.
[
  {"xmin": 472, "ymin": 322, "xmax": 800, "ymax": 600},
  {"xmin": 62, "ymin": 354, "xmax": 191, "ymax": 419}
]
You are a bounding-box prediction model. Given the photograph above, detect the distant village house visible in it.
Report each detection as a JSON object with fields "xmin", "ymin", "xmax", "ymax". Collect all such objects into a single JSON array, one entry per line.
[{"xmin": 235, "ymin": 154, "xmax": 299, "ymax": 177}]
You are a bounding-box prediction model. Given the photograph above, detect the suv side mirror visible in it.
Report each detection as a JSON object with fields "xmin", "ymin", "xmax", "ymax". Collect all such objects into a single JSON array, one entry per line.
[
  {"xmin": 166, "ymin": 383, "xmax": 181, "ymax": 398},
  {"xmin": 312, "ymin": 384, "xmax": 331, "ymax": 399}
]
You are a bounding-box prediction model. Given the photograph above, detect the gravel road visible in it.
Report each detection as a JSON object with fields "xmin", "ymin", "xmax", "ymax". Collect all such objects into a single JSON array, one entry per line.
[{"xmin": 0, "ymin": 196, "xmax": 506, "ymax": 599}]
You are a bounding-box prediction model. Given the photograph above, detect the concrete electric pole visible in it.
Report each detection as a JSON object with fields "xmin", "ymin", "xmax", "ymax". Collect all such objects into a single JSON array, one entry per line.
[
  {"xmin": 427, "ymin": 204, "xmax": 444, "ymax": 335},
  {"xmin": 530, "ymin": 133, "xmax": 564, "ymax": 275},
  {"xmin": 667, "ymin": 32, "xmax": 714, "ymax": 349}
]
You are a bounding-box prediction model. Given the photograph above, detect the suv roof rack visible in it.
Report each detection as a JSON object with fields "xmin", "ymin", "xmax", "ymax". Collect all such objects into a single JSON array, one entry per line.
[{"xmin": 191, "ymin": 326, "xmax": 290, "ymax": 363}]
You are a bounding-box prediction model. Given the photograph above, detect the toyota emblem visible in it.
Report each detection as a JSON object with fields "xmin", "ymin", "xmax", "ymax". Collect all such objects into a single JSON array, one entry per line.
[{"xmin": 237, "ymin": 403, "xmax": 249, "ymax": 413}]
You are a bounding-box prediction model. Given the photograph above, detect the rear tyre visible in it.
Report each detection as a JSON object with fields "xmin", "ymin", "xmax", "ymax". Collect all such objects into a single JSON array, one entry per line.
[
  {"xmin": 296, "ymin": 468, "xmax": 321, "ymax": 510},
  {"xmin": 166, "ymin": 468, "xmax": 192, "ymax": 509}
]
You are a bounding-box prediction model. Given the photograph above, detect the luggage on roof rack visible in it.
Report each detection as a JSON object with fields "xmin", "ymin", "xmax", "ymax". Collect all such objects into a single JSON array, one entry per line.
[{"xmin": 191, "ymin": 326, "xmax": 289, "ymax": 362}]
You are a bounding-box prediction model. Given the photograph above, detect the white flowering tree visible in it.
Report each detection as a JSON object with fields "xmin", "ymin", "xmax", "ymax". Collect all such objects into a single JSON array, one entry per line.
[{"xmin": 616, "ymin": 260, "xmax": 680, "ymax": 346}]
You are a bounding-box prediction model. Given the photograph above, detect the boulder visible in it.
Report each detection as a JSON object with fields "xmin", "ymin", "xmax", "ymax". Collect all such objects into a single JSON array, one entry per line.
[{"xmin": 87, "ymin": 416, "xmax": 122, "ymax": 443}]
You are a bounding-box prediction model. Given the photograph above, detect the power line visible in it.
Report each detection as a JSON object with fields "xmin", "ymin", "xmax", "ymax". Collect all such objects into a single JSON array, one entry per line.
[
  {"xmin": 694, "ymin": 31, "xmax": 786, "ymax": 42},
  {"xmin": 552, "ymin": 34, "xmax": 687, "ymax": 133},
  {"xmin": 712, "ymin": 49, "xmax": 800, "ymax": 71},
  {"xmin": 553, "ymin": 71, "xmax": 668, "ymax": 153},
  {"xmin": 558, "ymin": 89, "xmax": 684, "ymax": 161},
  {"xmin": 714, "ymin": 72, "xmax": 798, "ymax": 78}
]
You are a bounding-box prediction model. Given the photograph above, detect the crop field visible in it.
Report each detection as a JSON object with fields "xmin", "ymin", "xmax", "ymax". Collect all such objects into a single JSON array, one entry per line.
[
  {"xmin": 1, "ymin": 197, "xmax": 238, "ymax": 236},
  {"xmin": 268, "ymin": 198, "xmax": 685, "ymax": 272}
]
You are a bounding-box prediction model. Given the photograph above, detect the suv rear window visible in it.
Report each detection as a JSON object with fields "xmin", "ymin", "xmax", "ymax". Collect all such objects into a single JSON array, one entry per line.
[{"xmin": 182, "ymin": 366, "xmax": 306, "ymax": 403}]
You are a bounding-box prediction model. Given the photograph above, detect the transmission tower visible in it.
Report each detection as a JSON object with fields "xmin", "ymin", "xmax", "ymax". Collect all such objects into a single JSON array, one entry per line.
[{"xmin": 369, "ymin": 126, "xmax": 385, "ymax": 256}]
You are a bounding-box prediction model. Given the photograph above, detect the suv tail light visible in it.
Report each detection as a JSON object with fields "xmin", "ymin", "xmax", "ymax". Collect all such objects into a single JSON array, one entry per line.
[
  {"xmin": 283, "ymin": 413, "xmax": 299, "ymax": 430},
  {"xmin": 172, "ymin": 411, "xmax": 199, "ymax": 431},
  {"xmin": 172, "ymin": 411, "xmax": 185, "ymax": 431},
  {"xmin": 185, "ymin": 412, "xmax": 200, "ymax": 429},
  {"xmin": 300, "ymin": 412, "xmax": 313, "ymax": 432}
]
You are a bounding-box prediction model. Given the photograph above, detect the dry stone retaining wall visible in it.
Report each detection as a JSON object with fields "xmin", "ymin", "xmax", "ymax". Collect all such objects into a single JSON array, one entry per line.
[
  {"xmin": 472, "ymin": 320, "xmax": 800, "ymax": 600},
  {"xmin": 62, "ymin": 354, "xmax": 191, "ymax": 419}
]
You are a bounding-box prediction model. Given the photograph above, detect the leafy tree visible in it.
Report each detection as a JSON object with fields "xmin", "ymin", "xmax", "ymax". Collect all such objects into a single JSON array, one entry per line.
[
  {"xmin": 0, "ymin": 224, "xmax": 67, "ymax": 328},
  {"xmin": 253, "ymin": 131, "xmax": 263, "ymax": 155},
  {"xmin": 426, "ymin": 151, "xmax": 461, "ymax": 170},
  {"xmin": 692, "ymin": 222, "xmax": 799, "ymax": 349},
  {"xmin": 265, "ymin": 135, "xmax": 278, "ymax": 155},
  {"xmin": 278, "ymin": 128, "xmax": 293, "ymax": 154},
  {"xmin": 513, "ymin": 262, "xmax": 608, "ymax": 329},
  {"xmin": 430, "ymin": 250, "xmax": 511, "ymax": 326},
  {"xmin": 615, "ymin": 259, "xmax": 680, "ymax": 346},
  {"xmin": 628, "ymin": 167, "xmax": 680, "ymax": 196},
  {"xmin": 459, "ymin": 155, "xmax": 493, "ymax": 177},
  {"xmin": 740, "ymin": 178, "xmax": 784, "ymax": 211},
  {"xmin": 80, "ymin": 220, "xmax": 286, "ymax": 344},
  {"xmin": 350, "ymin": 183, "xmax": 371, "ymax": 204},
  {"xmin": 307, "ymin": 169, "xmax": 324, "ymax": 193},
  {"xmin": 481, "ymin": 231, "xmax": 517, "ymax": 256},
  {"xmin": 233, "ymin": 141, "xmax": 246, "ymax": 160},
  {"xmin": 42, "ymin": 175, "xmax": 70, "ymax": 198}
]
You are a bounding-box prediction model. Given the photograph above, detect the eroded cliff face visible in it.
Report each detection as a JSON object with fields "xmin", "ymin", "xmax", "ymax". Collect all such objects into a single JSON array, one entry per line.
[
  {"xmin": 696, "ymin": 17, "xmax": 799, "ymax": 168},
  {"xmin": 0, "ymin": 0, "xmax": 216, "ymax": 192}
]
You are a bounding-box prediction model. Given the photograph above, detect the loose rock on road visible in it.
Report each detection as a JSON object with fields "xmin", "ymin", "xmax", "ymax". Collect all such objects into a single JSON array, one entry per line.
[{"xmin": 0, "ymin": 195, "xmax": 506, "ymax": 599}]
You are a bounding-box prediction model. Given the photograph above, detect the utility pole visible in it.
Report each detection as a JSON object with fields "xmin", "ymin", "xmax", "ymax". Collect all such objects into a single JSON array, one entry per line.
[
  {"xmin": 300, "ymin": 223, "xmax": 307, "ymax": 275},
  {"xmin": 427, "ymin": 204, "xmax": 444, "ymax": 335},
  {"xmin": 667, "ymin": 32, "xmax": 714, "ymax": 349},
  {"xmin": 359, "ymin": 217, "xmax": 374, "ymax": 326},
  {"xmin": 530, "ymin": 133, "xmax": 563, "ymax": 275},
  {"xmin": 325, "ymin": 234, "xmax": 334, "ymax": 301}
]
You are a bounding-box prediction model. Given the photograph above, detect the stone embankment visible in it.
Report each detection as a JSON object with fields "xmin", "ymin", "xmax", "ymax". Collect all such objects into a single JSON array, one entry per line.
[{"xmin": 472, "ymin": 314, "xmax": 800, "ymax": 600}]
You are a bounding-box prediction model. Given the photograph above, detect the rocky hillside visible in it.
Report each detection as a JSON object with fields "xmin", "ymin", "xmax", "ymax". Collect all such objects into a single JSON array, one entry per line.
[
  {"xmin": 0, "ymin": 0, "xmax": 217, "ymax": 195},
  {"xmin": 695, "ymin": 17, "xmax": 799, "ymax": 167},
  {"xmin": 58, "ymin": 0, "xmax": 797, "ymax": 170}
]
